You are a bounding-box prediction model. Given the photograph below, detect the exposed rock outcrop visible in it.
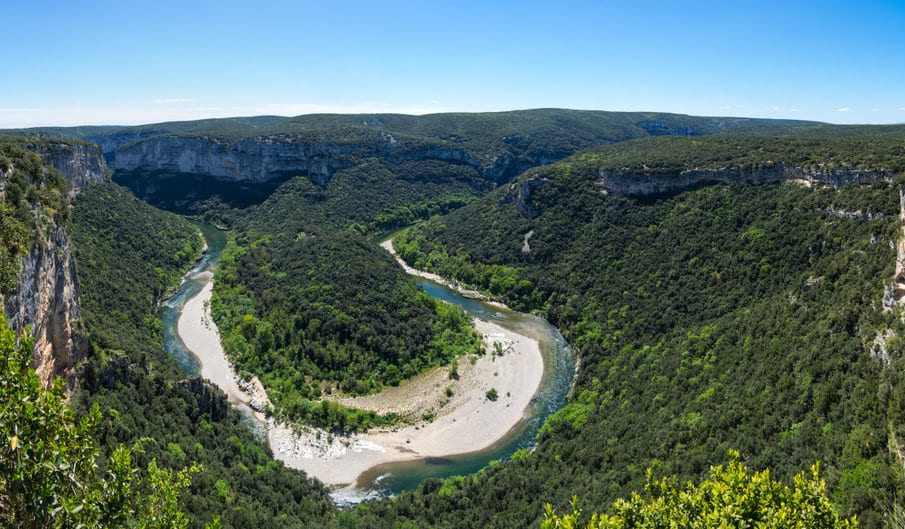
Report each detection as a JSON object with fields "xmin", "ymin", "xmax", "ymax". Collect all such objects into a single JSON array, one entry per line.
[
  {"xmin": 35, "ymin": 142, "xmax": 107, "ymax": 197},
  {"xmin": 506, "ymin": 163, "xmax": 896, "ymax": 220},
  {"xmin": 3, "ymin": 225, "xmax": 86, "ymax": 389},
  {"xmin": 113, "ymin": 134, "xmax": 556, "ymax": 189},
  {"xmin": 594, "ymin": 163, "xmax": 893, "ymax": 197},
  {"xmin": 883, "ymin": 186, "xmax": 905, "ymax": 312},
  {"xmin": 504, "ymin": 177, "xmax": 550, "ymax": 219},
  {"xmin": 115, "ymin": 136, "xmax": 367, "ymax": 186},
  {"xmin": 389, "ymin": 145, "xmax": 481, "ymax": 169},
  {"xmin": 2, "ymin": 142, "xmax": 106, "ymax": 389}
]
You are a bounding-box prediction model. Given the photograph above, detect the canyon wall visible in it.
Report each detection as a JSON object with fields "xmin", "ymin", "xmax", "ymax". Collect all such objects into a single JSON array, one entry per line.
[{"xmin": 2, "ymin": 143, "xmax": 106, "ymax": 389}]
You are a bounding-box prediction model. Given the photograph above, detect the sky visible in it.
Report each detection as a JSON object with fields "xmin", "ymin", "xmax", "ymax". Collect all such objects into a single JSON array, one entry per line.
[{"xmin": 2, "ymin": 0, "xmax": 904, "ymax": 128}]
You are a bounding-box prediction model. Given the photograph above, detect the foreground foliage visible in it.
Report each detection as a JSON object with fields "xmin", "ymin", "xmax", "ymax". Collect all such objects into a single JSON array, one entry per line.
[
  {"xmin": 0, "ymin": 313, "xmax": 208, "ymax": 528},
  {"xmin": 542, "ymin": 453, "xmax": 856, "ymax": 529}
]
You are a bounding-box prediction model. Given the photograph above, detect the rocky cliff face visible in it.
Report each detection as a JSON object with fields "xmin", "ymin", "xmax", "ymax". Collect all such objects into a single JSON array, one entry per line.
[
  {"xmin": 594, "ymin": 163, "xmax": 893, "ymax": 196},
  {"xmin": 507, "ymin": 164, "xmax": 896, "ymax": 219},
  {"xmin": 3, "ymin": 224, "xmax": 86, "ymax": 389},
  {"xmin": 113, "ymin": 134, "xmax": 546, "ymax": 188},
  {"xmin": 2, "ymin": 143, "xmax": 106, "ymax": 389},
  {"xmin": 505, "ymin": 177, "xmax": 550, "ymax": 219},
  {"xmin": 37, "ymin": 142, "xmax": 107, "ymax": 197},
  {"xmin": 115, "ymin": 136, "xmax": 369, "ymax": 185}
]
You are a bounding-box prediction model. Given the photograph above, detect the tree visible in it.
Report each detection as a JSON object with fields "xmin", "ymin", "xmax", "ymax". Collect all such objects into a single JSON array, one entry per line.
[
  {"xmin": 542, "ymin": 451, "xmax": 857, "ymax": 529},
  {"xmin": 0, "ymin": 313, "xmax": 209, "ymax": 528}
]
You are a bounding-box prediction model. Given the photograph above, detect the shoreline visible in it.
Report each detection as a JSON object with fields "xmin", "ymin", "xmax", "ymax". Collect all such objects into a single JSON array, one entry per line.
[
  {"xmin": 175, "ymin": 239, "xmax": 547, "ymax": 494},
  {"xmin": 269, "ymin": 316, "xmax": 544, "ymax": 490},
  {"xmin": 176, "ymin": 273, "xmax": 271, "ymax": 412},
  {"xmin": 379, "ymin": 239, "xmax": 505, "ymax": 307}
]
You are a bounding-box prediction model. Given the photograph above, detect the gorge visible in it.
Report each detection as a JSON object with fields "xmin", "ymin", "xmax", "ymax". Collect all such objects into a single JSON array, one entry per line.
[
  {"xmin": 163, "ymin": 222, "xmax": 574, "ymax": 502},
  {"xmin": 3, "ymin": 110, "xmax": 905, "ymax": 528}
]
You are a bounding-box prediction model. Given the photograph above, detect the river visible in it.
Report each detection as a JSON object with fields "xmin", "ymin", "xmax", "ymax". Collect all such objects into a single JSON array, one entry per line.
[
  {"xmin": 356, "ymin": 276, "xmax": 575, "ymax": 496},
  {"xmin": 160, "ymin": 222, "xmax": 227, "ymax": 375},
  {"xmin": 161, "ymin": 223, "xmax": 574, "ymax": 498}
]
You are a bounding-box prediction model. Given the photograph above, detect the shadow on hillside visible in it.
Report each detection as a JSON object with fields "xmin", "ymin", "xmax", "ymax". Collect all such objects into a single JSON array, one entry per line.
[{"xmin": 113, "ymin": 169, "xmax": 296, "ymax": 221}]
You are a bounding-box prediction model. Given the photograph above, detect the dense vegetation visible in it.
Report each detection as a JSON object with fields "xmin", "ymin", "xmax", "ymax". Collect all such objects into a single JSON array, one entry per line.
[
  {"xmin": 12, "ymin": 116, "xmax": 905, "ymax": 528},
  {"xmin": 212, "ymin": 230, "xmax": 481, "ymax": 422},
  {"xmin": 557, "ymin": 134, "xmax": 905, "ymax": 176},
  {"xmin": 237, "ymin": 157, "xmax": 487, "ymax": 235},
  {"xmin": 202, "ymin": 138, "xmax": 506, "ymax": 427},
  {"xmin": 69, "ymin": 182, "xmax": 334, "ymax": 528},
  {"xmin": 374, "ymin": 140, "xmax": 905, "ymax": 527},
  {"xmin": 74, "ymin": 110, "xmax": 812, "ymax": 223},
  {"xmin": 201, "ymin": 110, "xmax": 770, "ymax": 426},
  {"xmin": 71, "ymin": 182, "xmax": 203, "ymax": 361},
  {"xmin": 16, "ymin": 109, "xmax": 808, "ymax": 155}
]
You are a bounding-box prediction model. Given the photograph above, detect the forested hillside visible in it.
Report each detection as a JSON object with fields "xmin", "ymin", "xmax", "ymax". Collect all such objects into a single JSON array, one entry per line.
[
  {"xmin": 69, "ymin": 182, "xmax": 334, "ymax": 528},
  {"xmin": 378, "ymin": 135, "xmax": 905, "ymax": 528},
  {"xmin": 21, "ymin": 109, "xmax": 807, "ymax": 159},
  {"xmin": 212, "ymin": 230, "xmax": 481, "ymax": 425},
  {"xmin": 71, "ymin": 183, "xmax": 202, "ymax": 363},
  {"xmin": 206, "ymin": 110, "xmax": 775, "ymax": 423},
  {"xmin": 24, "ymin": 109, "xmax": 803, "ymax": 224}
]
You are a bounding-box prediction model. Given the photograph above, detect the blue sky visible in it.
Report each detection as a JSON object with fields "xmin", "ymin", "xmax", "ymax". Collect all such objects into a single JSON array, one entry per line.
[{"xmin": 2, "ymin": 0, "xmax": 904, "ymax": 127}]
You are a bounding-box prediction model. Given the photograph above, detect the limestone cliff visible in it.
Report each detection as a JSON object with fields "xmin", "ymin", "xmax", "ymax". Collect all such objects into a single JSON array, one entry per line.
[
  {"xmin": 36, "ymin": 141, "xmax": 107, "ymax": 197},
  {"xmin": 2, "ymin": 142, "xmax": 106, "ymax": 389},
  {"xmin": 115, "ymin": 135, "xmax": 370, "ymax": 185},
  {"xmin": 884, "ymin": 186, "xmax": 905, "ymax": 312},
  {"xmin": 594, "ymin": 163, "xmax": 893, "ymax": 196},
  {"xmin": 3, "ymin": 224, "xmax": 85, "ymax": 389},
  {"xmin": 113, "ymin": 133, "xmax": 546, "ymax": 188},
  {"xmin": 507, "ymin": 164, "xmax": 896, "ymax": 219},
  {"xmin": 504, "ymin": 177, "xmax": 550, "ymax": 219}
]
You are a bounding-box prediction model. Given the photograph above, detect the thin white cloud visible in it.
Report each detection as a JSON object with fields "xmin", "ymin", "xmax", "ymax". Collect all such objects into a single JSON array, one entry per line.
[
  {"xmin": 837, "ymin": 107, "xmax": 853, "ymax": 112},
  {"xmin": 899, "ymin": 107, "xmax": 905, "ymax": 111},
  {"xmin": 0, "ymin": 100, "xmax": 453, "ymax": 128},
  {"xmin": 0, "ymin": 107, "xmax": 44, "ymax": 113},
  {"xmin": 762, "ymin": 105, "xmax": 802, "ymax": 114},
  {"xmin": 151, "ymin": 98, "xmax": 195, "ymax": 105},
  {"xmin": 872, "ymin": 108, "xmax": 880, "ymax": 112},
  {"xmin": 253, "ymin": 102, "xmax": 451, "ymax": 116}
]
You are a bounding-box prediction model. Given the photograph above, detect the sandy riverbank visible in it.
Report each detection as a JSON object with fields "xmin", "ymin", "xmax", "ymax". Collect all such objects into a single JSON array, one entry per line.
[
  {"xmin": 176, "ymin": 244, "xmax": 546, "ymax": 493},
  {"xmin": 177, "ymin": 273, "xmax": 270, "ymax": 411},
  {"xmin": 270, "ymin": 316, "xmax": 543, "ymax": 490},
  {"xmin": 379, "ymin": 239, "xmax": 498, "ymax": 304}
]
